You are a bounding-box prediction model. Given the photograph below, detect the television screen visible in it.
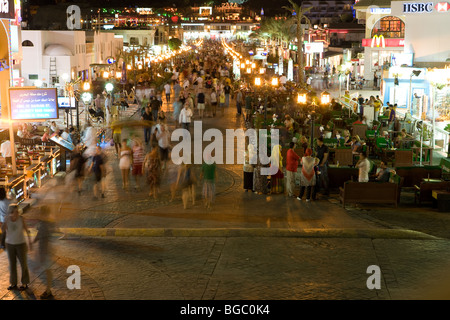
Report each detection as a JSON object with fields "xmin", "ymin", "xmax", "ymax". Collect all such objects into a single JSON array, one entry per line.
[
  {"xmin": 57, "ymin": 96, "xmax": 76, "ymax": 109},
  {"xmin": 9, "ymin": 88, "xmax": 59, "ymax": 121}
]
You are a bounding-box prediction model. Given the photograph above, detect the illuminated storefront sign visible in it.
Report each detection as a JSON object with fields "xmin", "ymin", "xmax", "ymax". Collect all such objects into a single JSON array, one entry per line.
[
  {"xmin": 362, "ymin": 38, "xmax": 405, "ymax": 47},
  {"xmin": 371, "ymin": 35, "xmax": 385, "ymax": 48},
  {"xmin": 370, "ymin": 7, "xmax": 391, "ymax": 14},
  {"xmin": 304, "ymin": 42, "xmax": 324, "ymax": 53},
  {"xmin": 403, "ymin": 2, "xmax": 433, "ymax": 13}
]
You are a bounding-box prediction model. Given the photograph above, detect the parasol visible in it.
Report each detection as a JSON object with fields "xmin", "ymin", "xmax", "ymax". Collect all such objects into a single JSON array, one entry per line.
[{"xmin": 110, "ymin": 119, "xmax": 154, "ymax": 129}]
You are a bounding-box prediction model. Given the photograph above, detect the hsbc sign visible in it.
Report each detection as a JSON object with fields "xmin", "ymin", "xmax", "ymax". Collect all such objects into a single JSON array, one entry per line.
[{"xmin": 403, "ymin": 1, "xmax": 450, "ymax": 12}]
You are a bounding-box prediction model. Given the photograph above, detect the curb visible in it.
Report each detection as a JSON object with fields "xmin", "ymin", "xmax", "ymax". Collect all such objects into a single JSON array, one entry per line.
[{"xmin": 57, "ymin": 227, "xmax": 441, "ymax": 240}]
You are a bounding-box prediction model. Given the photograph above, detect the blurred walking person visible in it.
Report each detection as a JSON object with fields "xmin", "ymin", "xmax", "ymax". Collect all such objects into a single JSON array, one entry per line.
[
  {"xmin": 3, "ymin": 204, "xmax": 32, "ymax": 291},
  {"xmin": 201, "ymin": 159, "xmax": 216, "ymax": 210},
  {"xmin": 90, "ymin": 145, "xmax": 106, "ymax": 199},
  {"xmin": 33, "ymin": 205, "xmax": 56, "ymax": 299},
  {"xmin": 70, "ymin": 144, "xmax": 86, "ymax": 194},
  {"xmin": 172, "ymin": 98, "xmax": 183, "ymax": 128},
  {"xmin": 144, "ymin": 147, "xmax": 161, "ymax": 200},
  {"xmin": 132, "ymin": 138, "xmax": 145, "ymax": 190},
  {"xmin": 176, "ymin": 163, "xmax": 196, "ymax": 209},
  {"xmin": 119, "ymin": 139, "xmax": 132, "ymax": 190},
  {"xmin": 156, "ymin": 124, "xmax": 170, "ymax": 171}
]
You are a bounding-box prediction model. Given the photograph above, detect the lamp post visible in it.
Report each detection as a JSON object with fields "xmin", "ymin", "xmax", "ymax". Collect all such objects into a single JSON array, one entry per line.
[
  {"xmin": 408, "ymin": 70, "xmax": 422, "ymax": 115},
  {"xmin": 309, "ymin": 101, "xmax": 317, "ymax": 148}
]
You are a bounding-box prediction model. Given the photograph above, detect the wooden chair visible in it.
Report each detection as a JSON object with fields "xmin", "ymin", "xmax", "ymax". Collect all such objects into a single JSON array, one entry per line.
[
  {"xmin": 334, "ymin": 148, "xmax": 353, "ymax": 166},
  {"xmin": 394, "ymin": 150, "xmax": 413, "ymax": 167},
  {"xmin": 352, "ymin": 124, "xmax": 368, "ymax": 140}
]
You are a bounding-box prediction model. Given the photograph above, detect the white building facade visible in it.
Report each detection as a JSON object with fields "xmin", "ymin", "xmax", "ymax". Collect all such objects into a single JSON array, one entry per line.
[{"xmin": 20, "ymin": 30, "xmax": 123, "ymax": 90}]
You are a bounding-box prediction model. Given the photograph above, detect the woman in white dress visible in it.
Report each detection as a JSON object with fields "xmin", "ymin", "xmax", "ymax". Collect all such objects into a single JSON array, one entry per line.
[{"xmin": 119, "ymin": 138, "xmax": 132, "ymax": 189}]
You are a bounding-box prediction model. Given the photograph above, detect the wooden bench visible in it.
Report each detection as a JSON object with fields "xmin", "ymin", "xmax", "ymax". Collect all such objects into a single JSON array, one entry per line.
[
  {"xmin": 414, "ymin": 181, "xmax": 450, "ymax": 205},
  {"xmin": 339, "ymin": 182, "xmax": 398, "ymax": 208},
  {"xmin": 395, "ymin": 166, "xmax": 442, "ymax": 188}
]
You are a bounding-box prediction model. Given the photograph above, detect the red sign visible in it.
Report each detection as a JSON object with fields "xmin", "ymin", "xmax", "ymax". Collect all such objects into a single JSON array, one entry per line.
[
  {"xmin": 362, "ymin": 38, "xmax": 405, "ymax": 47},
  {"xmin": 436, "ymin": 2, "xmax": 450, "ymax": 11},
  {"xmin": 171, "ymin": 15, "xmax": 179, "ymax": 23}
]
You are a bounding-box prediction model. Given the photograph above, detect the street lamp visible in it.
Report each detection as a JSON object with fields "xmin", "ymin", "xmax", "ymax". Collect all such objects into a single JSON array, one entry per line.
[
  {"xmin": 83, "ymin": 81, "xmax": 90, "ymax": 91},
  {"xmin": 271, "ymin": 77, "xmax": 279, "ymax": 87},
  {"xmin": 408, "ymin": 70, "xmax": 422, "ymax": 115},
  {"xmin": 255, "ymin": 77, "xmax": 261, "ymax": 86},
  {"xmin": 309, "ymin": 101, "xmax": 318, "ymax": 148},
  {"xmin": 320, "ymin": 91, "xmax": 331, "ymax": 105},
  {"xmin": 297, "ymin": 89, "xmax": 308, "ymax": 104},
  {"xmin": 105, "ymin": 82, "xmax": 114, "ymax": 93}
]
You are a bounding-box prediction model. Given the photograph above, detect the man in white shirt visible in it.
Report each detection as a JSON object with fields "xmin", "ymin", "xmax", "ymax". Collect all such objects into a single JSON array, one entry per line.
[
  {"xmin": 356, "ymin": 151, "xmax": 370, "ymax": 182},
  {"xmin": 0, "ymin": 140, "xmax": 12, "ymax": 164},
  {"xmin": 179, "ymin": 104, "xmax": 193, "ymax": 131},
  {"xmin": 156, "ymin": 124, "xmax": 171, "ymax": 170},
  {"xmin": 163, "ymin": 82, "xmax": 171, "ymax": 104}
]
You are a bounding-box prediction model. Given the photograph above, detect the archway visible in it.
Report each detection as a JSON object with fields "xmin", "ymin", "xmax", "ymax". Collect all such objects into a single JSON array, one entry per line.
[{"xmin": 0, "ymin": 19, "xmax": 11, "ymax": 119}]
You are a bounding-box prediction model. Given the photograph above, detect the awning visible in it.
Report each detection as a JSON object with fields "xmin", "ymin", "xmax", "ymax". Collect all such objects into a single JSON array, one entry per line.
[
  {"xmin": 323, "ymin": 51, "xmax": 343, "ymax": 58},
  {"xmin": 353, "ymin": 0, "xmax": 392, "ymax": 9}
]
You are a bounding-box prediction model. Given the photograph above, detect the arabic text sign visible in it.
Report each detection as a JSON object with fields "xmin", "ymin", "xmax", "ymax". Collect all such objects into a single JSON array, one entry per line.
[{"xmin": 9, "ymin": 88, "xmax": 58, "ymax": 120}]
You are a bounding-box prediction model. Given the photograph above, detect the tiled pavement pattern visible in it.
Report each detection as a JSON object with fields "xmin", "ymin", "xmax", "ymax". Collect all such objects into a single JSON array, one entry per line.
[{"xmin": 2, "ymin": 236, "xmax": 446, "ymax": 300}]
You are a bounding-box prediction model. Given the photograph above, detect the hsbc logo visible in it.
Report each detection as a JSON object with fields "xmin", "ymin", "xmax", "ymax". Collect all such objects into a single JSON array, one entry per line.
[
  {"xmin": 436, "ymin": 2, "xmax": 450, "ymax": 11},
  {"xmin": 403, "ymin": 2, "xmax": 433, "ymax": 12}
]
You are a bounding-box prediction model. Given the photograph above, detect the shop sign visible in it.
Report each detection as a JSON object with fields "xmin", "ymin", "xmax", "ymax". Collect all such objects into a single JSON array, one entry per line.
[
  {"xmin": 403, "ymin": 2, "xmax": 433, "ymax": 13},
  {"xmin": 304, "ymin": 42, "xmax": 323, "ymax": 53},
  {"xmin": 0, "ymin": 0, "xmax": 15, "ymax": 19},
  {"xmin": 371, "ymin": 35, "xmax": 385, "ymax": 48},
  {"xmin": 370, "ymin": 8, "xmax": 391, "ymax": 14},
  {"xmin": 362, "ymin": 38, "xmax": 404, "ymax": 47}
]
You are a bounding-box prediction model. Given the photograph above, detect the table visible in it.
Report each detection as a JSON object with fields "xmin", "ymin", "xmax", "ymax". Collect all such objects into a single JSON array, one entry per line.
[{"xmin": 432, "ymin": 190, "xmax": 450, "ymax": 212}]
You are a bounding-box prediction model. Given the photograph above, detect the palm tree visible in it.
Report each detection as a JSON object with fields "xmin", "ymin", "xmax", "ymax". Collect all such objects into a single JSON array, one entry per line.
[{"xmin": 283, "ymin": 0, "xmax": 312, "ymax": 85}]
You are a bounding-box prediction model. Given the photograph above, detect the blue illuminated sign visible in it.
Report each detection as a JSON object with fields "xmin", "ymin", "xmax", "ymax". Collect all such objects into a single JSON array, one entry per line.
[{"xmin": 9, "ymin": 88, "xmax": 59, "ymax": 120}]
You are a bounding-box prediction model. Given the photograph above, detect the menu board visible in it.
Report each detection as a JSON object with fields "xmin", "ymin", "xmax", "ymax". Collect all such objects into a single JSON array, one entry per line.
[
  {"xmin": 50, "ymin": 136, "xmax": 75, "ymax": 152},
  {"xmin": 9, "ymin": 88, "xmax": 59, "ymax": 120}
]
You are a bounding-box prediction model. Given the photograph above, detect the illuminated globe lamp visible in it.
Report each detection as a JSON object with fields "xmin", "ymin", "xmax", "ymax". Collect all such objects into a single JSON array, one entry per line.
[
  {"xmin": 246, "ymin": 67, "xmax": 251, "ymax": 74},
  {"xmin": 240, "ymin": 62, "xmax": 246, "ymax": 69},
  {"xmin": 320, "ymin": 91, "xmax": 331, "ymax": 105},
  {"xmin": 271, "ymin": 77, "xmax": 279, "ymax": 87},
  {"xmin": 297, "ymin": 89, "xmax": 308, "ymax": 105},
  {"xmin": 81, "ymin": 92, "xmax": 92, "ymax": 105},
  {"xmin": 105, "ymin": 83, "xmax": 114, "ymax": 93},
  {"xmin": 82, "ymin": 82, "xmax": 90, "ymax": 91},
  {"xmin": 127, "ymin": 64, "xmax": 132, "ymax": 70},
  {"xmin": 259, "ymin": 67, "xmax": 265, "ymax": 74},
  {"xmin": 103, "ymin": 71, "xmax": 109, "ymax": 79},
  {"xmin": 116, "ymin": 71, "xmax": 122, "ymax": 79},
  {"xmin": 251, "ymin": 62, "xmax": 256, "ymax": 69},
  {"xmin": 254, "ymin": 77, "xmax": 261, "ymax": 86}
]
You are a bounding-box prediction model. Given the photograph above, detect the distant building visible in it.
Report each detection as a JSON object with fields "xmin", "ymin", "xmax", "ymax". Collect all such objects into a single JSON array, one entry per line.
[{"xmin": 21, "ymin": 30, "xmax": 122, "ymax": 89}]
